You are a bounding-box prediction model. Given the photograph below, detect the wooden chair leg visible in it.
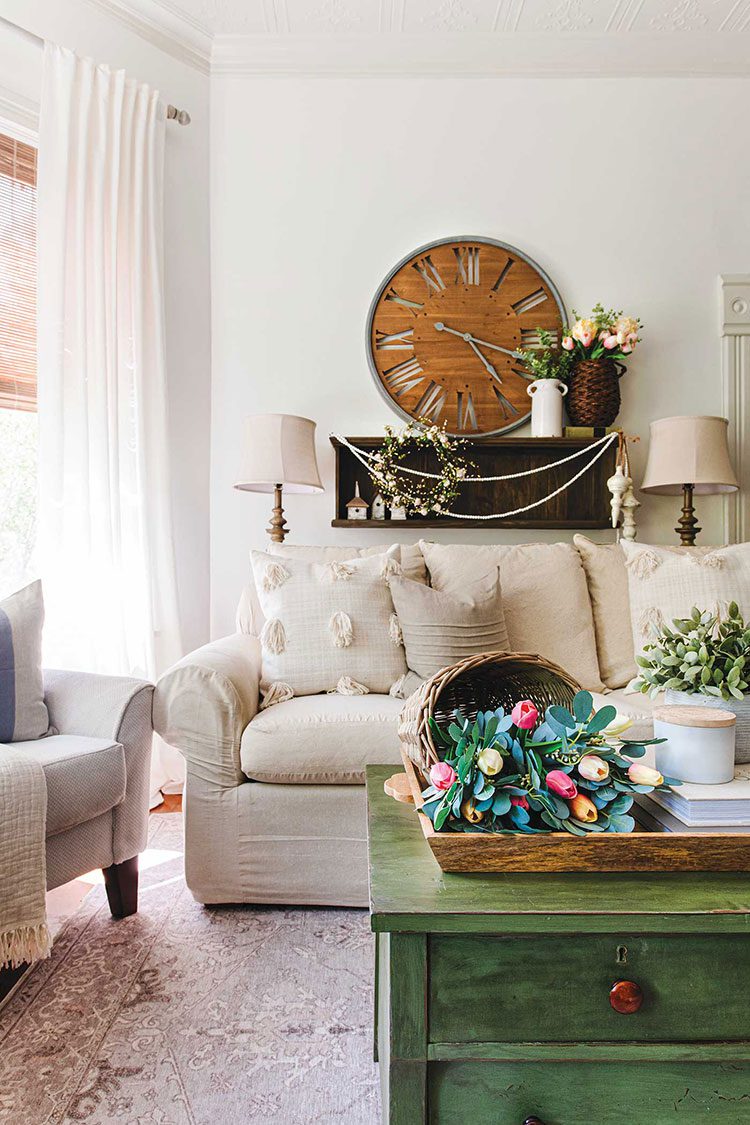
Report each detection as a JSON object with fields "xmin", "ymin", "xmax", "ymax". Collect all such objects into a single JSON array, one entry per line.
[{"xmin": 103, "ymin": 856, "xmax": 139, "ymax": 918}]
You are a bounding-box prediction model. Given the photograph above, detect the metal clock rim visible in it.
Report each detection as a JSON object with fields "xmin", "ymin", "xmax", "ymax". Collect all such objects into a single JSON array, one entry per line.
[{"xmin": 365, "ymin": 235, "xmax": 568, "ymax": 438}]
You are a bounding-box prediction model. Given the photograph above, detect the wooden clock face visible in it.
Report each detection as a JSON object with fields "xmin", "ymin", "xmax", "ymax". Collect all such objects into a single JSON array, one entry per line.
[{"xmin": 366, "ymin": 237, "xmax": 566, "ymax": 437}]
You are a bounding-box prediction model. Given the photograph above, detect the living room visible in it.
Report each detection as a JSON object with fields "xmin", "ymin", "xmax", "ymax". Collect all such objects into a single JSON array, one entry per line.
[{"xmin": 1, "ymin": 1, "xmax": 750, "ymax": 1122}]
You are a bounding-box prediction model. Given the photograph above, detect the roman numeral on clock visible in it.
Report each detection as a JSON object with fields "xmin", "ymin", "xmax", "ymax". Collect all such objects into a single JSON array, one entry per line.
[
  {"xmin": 375, "ymin": 327, "xmax": 414, "ymax": 351},
  {"xmin": 384, "ymin": 287, "xmax": 423, "ymax": 316},
  {"xmin": 414, "ymin": 381, "xmax": 446, "ymax": 423},
  {"xmin": 492, "ymin": 257, "xmax": 514, "ymax": 292},
  {"xmin": 456, "ymin": 390, "xmax": 478, "ymax": 431},
  {"xmin": 383, "ymin": 357, "xmax": 424, "ymax": 397},
  {"xmin": 412, "ymin": 255, "xmax": 445, "ymax": 296},
  {"xmin": 453, "ymin": 245, "xmax": 480, "ymax": 286},
  {"xmin": 521, "ymin": 328, "xmax": 558, "ymax": 349},
  {"xmin": 511, "ymin": 287, "xmax": 548, "ymax": 315}
]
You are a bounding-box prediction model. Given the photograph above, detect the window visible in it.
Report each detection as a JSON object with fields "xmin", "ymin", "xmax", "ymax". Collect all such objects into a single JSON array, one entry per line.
[{"xmin": 0, "ymin": 129, "xmax": 38, "ymax": 595}]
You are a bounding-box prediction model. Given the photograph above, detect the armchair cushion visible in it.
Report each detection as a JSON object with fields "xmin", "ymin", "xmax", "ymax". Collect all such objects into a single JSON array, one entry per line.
[
  {"xmin": 240, "ymin": 694, "xmax": 403, "ymax": 784},
  {"xmin": 10, "ymin": 734, "xmax": 126, "ymax": 836},
  {"xmin": 0, "ymin": 581, "xmax": 50, "ymax": 742}
]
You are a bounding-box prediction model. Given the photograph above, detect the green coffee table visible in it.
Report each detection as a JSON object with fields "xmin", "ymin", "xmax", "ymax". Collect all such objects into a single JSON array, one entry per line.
[{"xmin": 366, "ymin": 766, "xmax": 750, "ymax": 1125}]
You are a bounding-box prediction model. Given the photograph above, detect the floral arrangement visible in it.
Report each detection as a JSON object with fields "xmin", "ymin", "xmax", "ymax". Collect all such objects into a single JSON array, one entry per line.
[
  {"xmin": 516, "ymin": 328, "xmax": 573, "ymax": 383},
  {"xmin": 633, "ymin": 603, "xmax": 750, "ymax": 702},
  {"xmin": 368, "ymin": 421, "xmax": 474, "ymax": 517},
  {"xmin": 420, "ymin": 691, "xmax": 676, "ymax": 835},
  {"xmin": 561, "ymin": 304, "xmax": 642, "ymax": 364}
]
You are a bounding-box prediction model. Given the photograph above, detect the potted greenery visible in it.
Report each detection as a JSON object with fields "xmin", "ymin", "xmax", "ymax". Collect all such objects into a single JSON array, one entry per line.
[
  {"xmin": 632, "ymin": 603, "xmax": 750, "ymax": 762},
  {"xmin": 517, "ymin": 329, "xmax": 572, "ymax": 437},
  {"xmin": 561, "ymin": 303, "xmax": 642, "ymax": 427}
]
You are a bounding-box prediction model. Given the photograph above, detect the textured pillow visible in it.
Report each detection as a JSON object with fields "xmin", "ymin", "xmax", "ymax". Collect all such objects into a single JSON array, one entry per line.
[
  {"xmin": 621, "ymin": 541, "xmax": 750, "ymax": 659},
  {"xmin": 0, "ymin": 581, "xmax": 50, "ymax": 742},
  {"xmin": 389, "ymin": 569, "xmax": 509, "ymax": 679},
  {"xmin": 419, "ymin": 540, "xmax": 604, "ymax": 691},
  {"xmin": 574, "ymin": 535, "xmax": 636, "ymax": 689},
  {"xmin": 237, "ymin": 542, "xmax": 427, "ymax": 636},
  {"xmin": 250, "ymin": 549, "xmax": 407, "ymax": 697}
]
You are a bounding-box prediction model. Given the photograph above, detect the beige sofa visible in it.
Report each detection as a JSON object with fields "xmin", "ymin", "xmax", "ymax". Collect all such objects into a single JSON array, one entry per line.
[{"xmin": 153, "ymin": 538, "xmax": 663, "ymax": 909}]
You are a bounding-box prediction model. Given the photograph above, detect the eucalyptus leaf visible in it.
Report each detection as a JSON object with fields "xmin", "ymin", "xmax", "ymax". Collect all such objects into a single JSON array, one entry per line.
[{"xmin": 573, "ymin": 690, "xmax": 594, "ymax": 722}]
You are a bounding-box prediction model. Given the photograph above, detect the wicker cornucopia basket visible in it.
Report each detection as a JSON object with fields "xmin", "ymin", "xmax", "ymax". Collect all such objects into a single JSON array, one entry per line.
[{"xmin": 398, "ymin": 651, "xmax": 580, "ymax": 774}]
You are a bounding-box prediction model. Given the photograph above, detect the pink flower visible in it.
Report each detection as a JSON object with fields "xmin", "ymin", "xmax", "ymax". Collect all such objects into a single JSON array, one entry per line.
[
  {"xmin": 429, "ymin": 761, "xmax": 457, "ymax": 791},
  {"xmin": 621, "ymin": 343, "xmax": 633, "ymax": 354},
  {"xmin": 561, "ymin": 336, "xmax": 574, "ymax": 351},
  {"xmin": 602, "ymin": 334, "xmax": 619, "ymax": 350},
  {"xmin": 628, "ymin": 762, "xmax": 663, "ymax": 787},
  {"xmin": 511, "ymin": 699, "xmax": 539, "ymax": 730},
  {"xmin": 578, "ymin": 755, "xmax": 610, "ymax": 782},
  {"xmin": 510, "ymin": 795, "xmax": 530, "ymax": 810},
  {"xmin": 546, "ymin": 770, "xmax": 578, "ymax": 799},
  {"xmin": 572, "ymin": 318, "xmax": 597, "ymax": 349}
]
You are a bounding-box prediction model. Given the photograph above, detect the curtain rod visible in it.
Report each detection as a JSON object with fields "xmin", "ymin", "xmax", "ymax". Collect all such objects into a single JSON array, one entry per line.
[{"xmin": 0, "ymin": 15, "xmax": 191, "ymax": 125}]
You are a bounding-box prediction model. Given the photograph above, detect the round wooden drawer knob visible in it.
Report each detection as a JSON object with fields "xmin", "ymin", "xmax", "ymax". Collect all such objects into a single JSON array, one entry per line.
[{"xmin": 610, "ymin": 979, "xmax": 643, "ymax": 1014}]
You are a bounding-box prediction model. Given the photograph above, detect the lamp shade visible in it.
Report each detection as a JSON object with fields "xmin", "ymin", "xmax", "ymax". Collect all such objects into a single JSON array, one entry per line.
[
  {"xmin": 234, "ymin": 414, "xmax": 323, "ymax": 495},
  {"xmin": 641, "ymin": 415, "xmax": 738, "ymax": 496}
]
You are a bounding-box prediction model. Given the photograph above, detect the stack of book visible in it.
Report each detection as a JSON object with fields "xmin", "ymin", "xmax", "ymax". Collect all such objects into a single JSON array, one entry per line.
[{"xmin": 636, "ymin": 765, "xmax": 750, "ymax": 834}]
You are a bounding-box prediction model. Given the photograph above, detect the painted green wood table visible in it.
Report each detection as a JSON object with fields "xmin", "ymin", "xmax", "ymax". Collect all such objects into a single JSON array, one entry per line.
[{"xmin": 366, "ymin": 766, "xmax": 750, "ymax": 1125}]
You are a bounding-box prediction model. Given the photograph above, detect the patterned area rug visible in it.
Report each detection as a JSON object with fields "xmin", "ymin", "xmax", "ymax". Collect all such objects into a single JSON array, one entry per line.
[{"xmin": 0, "ymin": 814, "xmax": 380, "ymax": 1124}]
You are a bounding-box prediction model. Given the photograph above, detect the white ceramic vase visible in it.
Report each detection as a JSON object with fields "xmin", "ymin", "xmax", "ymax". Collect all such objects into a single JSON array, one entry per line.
[
  {"xmin": 527, "ymin": 379, "xmax": 568, "ymax": 438},
  {"xmin": 664, "ymin": 689, "xmax": 750, "ymax": 764}
]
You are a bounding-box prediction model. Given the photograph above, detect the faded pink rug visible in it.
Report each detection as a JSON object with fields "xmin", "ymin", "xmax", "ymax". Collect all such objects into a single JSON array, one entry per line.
[{"xmin": 0, "ymin": 813, "xmax": 379, "ymax": 1124}]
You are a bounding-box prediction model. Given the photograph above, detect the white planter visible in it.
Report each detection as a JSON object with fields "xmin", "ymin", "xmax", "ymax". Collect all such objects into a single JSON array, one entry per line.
[
  {"xmin": 664, "ymin": 689, "xmax": 750, "ymax": 764},
  {"xmin": 527, "ymin": 379, "xmax": 568, "ymax": 438}
]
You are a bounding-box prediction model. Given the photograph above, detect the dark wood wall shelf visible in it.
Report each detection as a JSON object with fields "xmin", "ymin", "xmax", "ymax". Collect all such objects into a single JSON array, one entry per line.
[{"xmin": 331, "ymin": 435, "xmax": 617, "ymax": 531}]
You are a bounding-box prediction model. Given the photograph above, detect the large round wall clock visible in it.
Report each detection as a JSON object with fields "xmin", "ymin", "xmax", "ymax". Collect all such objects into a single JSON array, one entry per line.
[{"xmin": 366, "ymin": 236, "xmax": 566, "ymax": 437}]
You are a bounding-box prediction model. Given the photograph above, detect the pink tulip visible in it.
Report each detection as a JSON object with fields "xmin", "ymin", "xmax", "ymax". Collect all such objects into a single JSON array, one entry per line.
[
  {"xmin": 621, "ymin": 343, "xmax": 633, "ymax": 354},
  {"xmin": 511, "ymin": 699, "xmax": 539, "ymax": 730},
  {"xmin": 561, "ymin": 336, "xmax": 574, "ymax": 351},
  {"xmin": 510, "ymin": 795, "xmax": 530, "ymax": 810},
  {"xmin": 628, "ymin": 762, "xmax": 663, "ymax": 787},
  {"xmin": 546, "ymin": 770, "xmax": 578, "ymax": 799},
  {"xmin": 578, "ymin": 755, "xmax": 609, "ymax": 782},
  {"xmin": 430, "ymin": 761, "xmax": 457, "ymax": 791},
  {"xmin": 602, "ymin": 334, "xmax": 619, "ymax": 350}
]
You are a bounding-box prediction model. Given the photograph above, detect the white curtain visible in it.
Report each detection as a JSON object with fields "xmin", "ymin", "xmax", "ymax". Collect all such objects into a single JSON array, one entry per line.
[{"xmin": 36, "ymin": 44, "xmax": 183, "ymax": 801}]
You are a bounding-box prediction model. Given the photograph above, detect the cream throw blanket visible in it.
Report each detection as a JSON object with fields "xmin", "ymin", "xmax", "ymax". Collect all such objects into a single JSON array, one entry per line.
[{"xmin": 0, "ymin": 747, "xmax": 51, "ymax": 969}]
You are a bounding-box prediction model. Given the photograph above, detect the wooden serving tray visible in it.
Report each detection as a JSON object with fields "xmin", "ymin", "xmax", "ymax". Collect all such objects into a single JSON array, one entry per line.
[{"xmin": 400, "ymin": 749, "xmax": 750, "ymax": 873}]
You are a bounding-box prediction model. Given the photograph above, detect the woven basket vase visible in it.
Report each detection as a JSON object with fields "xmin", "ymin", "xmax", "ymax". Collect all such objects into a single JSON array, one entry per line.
[
  {"xmin": 398, "ymin": 651, "xmax": 580, "ymax": 775},
  {"xmin": 567, "ymin": 357, "xmax": 624, "ymax": 427}
]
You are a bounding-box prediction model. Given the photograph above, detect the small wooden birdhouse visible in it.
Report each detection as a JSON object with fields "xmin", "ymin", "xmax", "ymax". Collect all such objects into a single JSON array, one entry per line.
[
  {"xmin": 346, "ymin": 482, "xmax": 368, "ymax": 521},
  {"xmin": 371, "ymin": 492, "xmax": 386, "ymax": 520}
]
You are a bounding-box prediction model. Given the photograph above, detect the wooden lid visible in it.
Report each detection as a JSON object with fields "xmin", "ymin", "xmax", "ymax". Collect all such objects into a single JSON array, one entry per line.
[{"xmin": 653, "ymin": 705, "xmax": 736, "ymax": 728}]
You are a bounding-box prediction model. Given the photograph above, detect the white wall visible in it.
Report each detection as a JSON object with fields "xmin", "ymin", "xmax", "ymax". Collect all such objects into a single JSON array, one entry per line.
[
  {"xmin": 0, "ymin": 0, "xmax": 212, "ymax": 657},
  {"xmin": 210, "ymin": 74, "xmax": 750, "ymax": 635}
]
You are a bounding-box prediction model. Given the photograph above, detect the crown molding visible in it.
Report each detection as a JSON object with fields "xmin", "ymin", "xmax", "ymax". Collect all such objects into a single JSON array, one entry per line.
[
  {"xmin": 0, "ymin": 84, "xmax": 38, "ymax": 138},
  {"xmin": 84, "ymin": 0, "xmax": 211, "ymax": 74},
  {"xmin": 211, "ymin": 32, "xmax": 750, "ymax": 78}
]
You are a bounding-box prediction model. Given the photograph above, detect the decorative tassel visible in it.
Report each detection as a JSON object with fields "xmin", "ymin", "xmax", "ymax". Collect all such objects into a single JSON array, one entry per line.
[
  {"xmin": 380, "ymin": 555, "xmax": 402, "ymax": 580},
  {"xmin": 627, "ymin": 549, "xmax": 662, "ymax": 580},
  {"xmin": 0, "ymin": 922, "xmax": 52, "ymax": 970},
  {"xmin": 389, "ymin": 674, "xmax": 407, "ymax": 699},
  {"xmin": 260, "ymin": 682, "xmax": 294, "ymax": 709},
  {"xmin": 325, "ymin": 561, "xmax": 354, "ymax": 581},
  {"xmin": 328, "ymin": 676, "xmax": 369, "ymax": 696},
  {"xmin": 639, "ymin": 606, "xmax": 664, "ymax": 639},
  {"xmin": 688, "ymin": 551, "xmax": 725, "ymax": 570},
  {"xmin": 329, "ymin": 611, "xmax": 353, "ymax": 648},
  {"xmin": 262, "ymin": 561, "xmax": 290, "ymax": 592},
  {"xmin": 389, "ymin": 613, "xmax": 403, "ymax": 646},
  {"xmin": 260, "ymin": 617, "xmax": 286, "ymax": 655}
]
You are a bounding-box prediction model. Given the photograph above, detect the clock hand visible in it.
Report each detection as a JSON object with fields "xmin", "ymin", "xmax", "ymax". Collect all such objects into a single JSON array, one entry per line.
[
  {"xmin": 434, "ymin": 321, "xmax": 524, "ymax": 361},
  {"xmin": 466, "ymin": 340, "xmax": 518, "ymax": 419}
]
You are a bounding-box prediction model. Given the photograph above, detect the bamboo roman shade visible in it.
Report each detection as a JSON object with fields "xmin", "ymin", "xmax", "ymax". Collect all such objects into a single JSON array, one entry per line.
[{"xmin": 0, "ymin": 131, "xmax": 37, "ymax": 412}]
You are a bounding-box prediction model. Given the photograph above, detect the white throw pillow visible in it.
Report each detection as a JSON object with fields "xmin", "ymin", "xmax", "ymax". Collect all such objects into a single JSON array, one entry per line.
[
  {"xmin": 419, "ymin": 540, "xmax": 605, "ymax": 692},
  {"xmin": 574, "ymin": 535, "xmax": 636, "ymax": 690},
  {"xmin": 621, "ymin": 541, "xmax": 750, "ymax": 659},
  {"xmin": 250, "ymin": 549, "xmax": 407, "ymax": 696}
]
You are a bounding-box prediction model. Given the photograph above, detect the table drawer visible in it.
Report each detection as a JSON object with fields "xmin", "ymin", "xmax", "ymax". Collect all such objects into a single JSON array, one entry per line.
[
  {"xmin": 429, "ymin": 1061, "xmax": 750, "ymax": 1124},
  {"xmin": 428, "ymin": 933, "xmax": 750, "ymax": 1043}
]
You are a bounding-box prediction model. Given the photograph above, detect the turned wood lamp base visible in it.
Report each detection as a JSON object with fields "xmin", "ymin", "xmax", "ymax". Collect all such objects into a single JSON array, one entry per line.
[
  {"xmin": 267, "ymin": 483, "xmax": 288, "ymax": 544},
  {"xmin": 675, "ymin": 482, "xmax": 701, "ymax": 547}
]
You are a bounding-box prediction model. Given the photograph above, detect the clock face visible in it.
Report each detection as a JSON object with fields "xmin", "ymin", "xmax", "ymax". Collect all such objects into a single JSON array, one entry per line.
[{"xmin": 366, "ymin": 237, "xmax": 566, "ymax": 437}]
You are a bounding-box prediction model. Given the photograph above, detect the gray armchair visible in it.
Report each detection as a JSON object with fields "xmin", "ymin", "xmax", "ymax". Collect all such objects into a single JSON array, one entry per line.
[{"xmin": 34, "ymin": 670, "xmax": 154, "ymax": 916}]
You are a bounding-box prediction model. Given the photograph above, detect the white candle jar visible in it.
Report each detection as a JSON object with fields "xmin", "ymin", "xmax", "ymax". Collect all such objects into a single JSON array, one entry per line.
[{"xmin": 654, "ymin": 705, "xmax": 736, "ymax": 785}]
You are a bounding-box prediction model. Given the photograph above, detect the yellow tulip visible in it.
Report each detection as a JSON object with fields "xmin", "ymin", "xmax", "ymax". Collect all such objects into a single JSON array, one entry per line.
[
  {"xmin": 461, "ymin": 799, "xmax": 484, "ymax": 825},
  {"xmin": 477, "ymin": 747, "xmax": 503, "ymax": 776},
  {"xmin": 569, "ymin": 794, "xmax": 598, "ymax": 823}
]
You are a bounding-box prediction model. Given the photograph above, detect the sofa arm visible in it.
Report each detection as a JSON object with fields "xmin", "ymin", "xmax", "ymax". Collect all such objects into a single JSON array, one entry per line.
[
  {"xmin": 43, "ymin": 669, "xmax": 154, "ymax": 863},
  {"xmin": 153, "ymin": 634, "xmax": 261, "ymax": 791}
]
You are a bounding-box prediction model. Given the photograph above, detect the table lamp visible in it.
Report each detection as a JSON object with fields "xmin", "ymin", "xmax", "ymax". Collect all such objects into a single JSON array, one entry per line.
[
  {"xmin": 234, "ymin": 414, "xmax": 323, "ymax": 542},
  {"xmin": 641, "ymin": 415, "xmax": 738, "ymax": 546}
]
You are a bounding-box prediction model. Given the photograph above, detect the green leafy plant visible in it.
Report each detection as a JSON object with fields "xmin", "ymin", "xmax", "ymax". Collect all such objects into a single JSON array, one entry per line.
[
  {"xmin": 420, "ymin": 692, "xmax": 675, "ymax": 836},
  {"xmin": 633, "ymin": 603, "xmax": 750, "ymax": 701},
  {"xmin": 517, "ymin": 328, "xmax": 573, "ymax": 382}
]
